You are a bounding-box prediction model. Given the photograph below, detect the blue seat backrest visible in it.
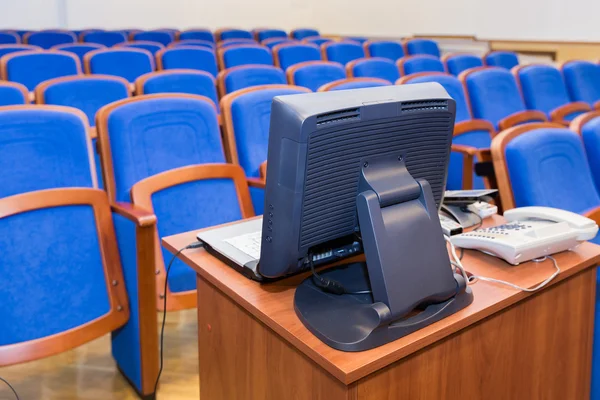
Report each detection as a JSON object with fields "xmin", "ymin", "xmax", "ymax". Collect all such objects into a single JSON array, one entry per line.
[
  {"xmin": 563, "ymin": 61, "xmax": 600, "ymax": 107},
  {"xmin": 366, "ymin": 41, "xmax": 405, "ymax": 61},
  {"xmin": 0, "ymin": 32, "xmax": 19, "ymax": 44},
  {"xmin": 324, "ymin": 42, "xmax": 365, "ymax": 66},
  {"xmin": 160, "ymin": 47, "xmax": 218, "ymax": 77},
  {"xmin": 350, "ymin": 58, "xmax": 400, "ymax": 83},
  {"xmin": 448, "ymin": 130, "xmax": 491, "ymax": 189},
  {"xmin": 347, "ymin": 37, "xmax": 368, "ymax": 44},
  {"xmin": 291, "ymin": 62, "xmax": 346, "ymax": 91},
  {"xmin": 171, "ymin": 39, "xmax": 215, "ymax": 49},
  {"xmin": 580, "ymin": 117, "xmax": 600, "ymax": 193},
  {"xmin": 82, "ymin": 31, "xmax": 127, "ymax": 47},
  {"xmin": 0, "ymin": 107, "xmax": 95, "ymax": 197},
  {"xmin": 222, "ymin": 46, "xmax": 273, "ymax": 69},
  {"xmin": 326, "ymin": 79, "xmax": 390, "ymax": 91},
  {"xmin": 227, "ymin": 87, "xmax": 308, "ymax": 177},
  {"xmin": 292, "ymin": 29, "xmax": 320, "ymax": 40},
  {"xmin": 516, "ymin": 65, "xmax": 572, "ymax": 116},
  {"xmin": 401, "ymin": 55, "xmax": 445, "ymax": 75},
  {"xmin": 140, "ymin": 71, "xmax": 219, "ymax": 110},
  {"xmin": 104, "ymin": 96, "xmax": 224, "ymax": 202},
  {"xmin": 53, "ymin": 44, "xmax": 104, "ymax": 65},
  {"xmin": 445, "ymin": 54, "xmax": 483, "ymax": 76},
  {"xmin": 485, "ymin": 51, "xmax": 519, "ymax": 70},
  {"xmin": 121, "ymin": 41, "xmax": 164, "ymax": 55},
  {"xmin": 132, "ymin": 31, "xmax": 174, "ymax": 46},
  {"xmin": 0, "ymin": 83, "xmax": 27, "ymax": 106},
  {"xmin": 0, "ymin": 45, "xmax": 40, "ymax": 59},
  {"xmin": 275, "ymin": 44, "xmax": 321, "ymax": 70},
  {"xmin": 219, "ymin": 39, "xmax": 256, "ymax": 48},
  {"xmin": 88, "ymin": 49, "xmax": 154, "ymax": 83},
  {"xmin": 504, "ymin": 128, "xmax": 600, "ymax": 213},
  {"xmin": 223, "ymin": 66, "xmax": 286, "ymax": 94},
  {"xmin": 404, "ymin": 74, "xmax": 472, "ymax": 122},
  {"xmin": 405, "ymin": 39, "xmax": 440, "ymax": 57},
  {"xmin": 220, "ymin": 29, "xmax": 253, "ymax": 41},
  {"xmin": 257, "ymin": 29, "xmax": 287, "ymax": 42},
  {"xmin": 263, "ymin": 38, "xmax": 294, "ymax": 49},
  {"xmin": 464, "ymin": 68, "xmax": 525, "ymax": 129},
  {"xmin": 2, "ymin": 52, "xmax": 80, "ymax": 91},
  {"xmin": 26, "ymin": 31, "xmax": 76, "ymax": 49},
  {"xmin": 304, "ymin": 37, "xmax": 331, "ymax": 47},
  {"xmin": 180, "ymin": 30, "xmax": 215, "ymax": 43}
]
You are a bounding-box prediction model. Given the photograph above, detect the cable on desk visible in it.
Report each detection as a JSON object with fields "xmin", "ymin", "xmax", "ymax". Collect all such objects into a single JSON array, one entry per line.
[{"xmin": 0, "ymin": 377, "xmax": 19, "ymax": 400}]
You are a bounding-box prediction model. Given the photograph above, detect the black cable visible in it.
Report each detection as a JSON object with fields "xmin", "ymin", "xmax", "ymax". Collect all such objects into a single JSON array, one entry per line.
[
  {"xmin": 153, "ymin": 241, "xmax": 204, "ymax": 397},
  {"xmin": 460, "ymin": 206, "xmax": 483, "ymax": 230},
  {"xmin": 308, "ymin": 253, "xmax": 371, "ymax": 295},
  {"xmin": 0, "ymin": 377, "xmax": 19, "ymax": 400}
]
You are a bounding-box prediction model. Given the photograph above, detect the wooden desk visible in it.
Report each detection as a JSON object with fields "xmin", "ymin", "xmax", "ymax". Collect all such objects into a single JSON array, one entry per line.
[{"xmin": 163, "ymin": 217, "xmax": 600, "ymax": 400}]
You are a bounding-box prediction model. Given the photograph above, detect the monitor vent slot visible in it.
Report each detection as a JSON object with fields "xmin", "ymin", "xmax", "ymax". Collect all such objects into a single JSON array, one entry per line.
[
  {"xmin": 316, "ymin": 108, "xmax": 360, "ymax": 127},
  {"xmin": 401, "ymin": 100, "xmax": 448, "ymax": 113}
]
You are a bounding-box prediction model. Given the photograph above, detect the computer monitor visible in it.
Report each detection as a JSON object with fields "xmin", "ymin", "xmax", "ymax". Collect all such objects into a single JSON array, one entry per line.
[{"xmin": 259, "ymin": 83, "xmax": 473, "ymax": 351}]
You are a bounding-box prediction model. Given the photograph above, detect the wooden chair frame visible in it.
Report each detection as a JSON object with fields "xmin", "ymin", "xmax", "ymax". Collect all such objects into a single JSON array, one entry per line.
[
  {"xmin": 570, "ymin": 110, "xmax": 600, "ymax": 135},
  {"xmin": 216, "ymin": 44, "xmax": 272, "ymax": 71},
  {"xmin": 317, "ymin": 77, "xmax": 390, "ymax": 92},
  {"xmin": 285, "ymin": 60, "xmax": 345, "ymax": 86}
]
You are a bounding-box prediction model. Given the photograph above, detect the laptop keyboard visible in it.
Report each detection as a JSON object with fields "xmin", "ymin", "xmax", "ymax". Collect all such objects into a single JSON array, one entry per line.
[{"xmin": 224, "ymin": 231, "xmax": 262, "ymax": 260}]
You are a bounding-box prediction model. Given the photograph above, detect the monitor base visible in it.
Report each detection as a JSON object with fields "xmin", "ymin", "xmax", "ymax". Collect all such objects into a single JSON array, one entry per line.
[{"xmin": 294, "ymin": 262, "xmax": 473, "ymax": 352}]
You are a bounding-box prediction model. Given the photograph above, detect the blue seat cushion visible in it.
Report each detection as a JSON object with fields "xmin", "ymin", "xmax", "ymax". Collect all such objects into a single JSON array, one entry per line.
[{"xmin": 224, "ymin": 66, "xmax": 286, "ymax": 94}]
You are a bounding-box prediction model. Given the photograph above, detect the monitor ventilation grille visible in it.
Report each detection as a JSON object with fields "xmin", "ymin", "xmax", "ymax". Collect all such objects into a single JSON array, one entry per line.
[
  {"xmin": 316, "ymin": 108, "xmax": 360, "ymax": 127},
  {"xmin": 401, "ymin": 100, "xmax": 448, "ymax": 113}
]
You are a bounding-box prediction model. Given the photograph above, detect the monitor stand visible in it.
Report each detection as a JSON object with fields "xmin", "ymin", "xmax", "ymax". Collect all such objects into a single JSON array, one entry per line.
[{"xmin": 294, "ymin": 153, "xmax": 474, "ymax": 352}]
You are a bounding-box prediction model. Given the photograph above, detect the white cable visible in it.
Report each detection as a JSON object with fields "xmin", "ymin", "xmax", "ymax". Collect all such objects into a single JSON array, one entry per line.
[{"xmin": 444, "ymin": 235, "xmax": 469, "ymax": 283}]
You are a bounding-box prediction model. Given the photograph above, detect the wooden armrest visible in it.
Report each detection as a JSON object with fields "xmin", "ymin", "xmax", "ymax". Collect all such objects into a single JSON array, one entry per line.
[
  {"xmin": 454, "ymin": 119, "xmax": 496, "ymax": 137},
  {"xmin": 111, "ymin": 202, "xmax": 157, "ymax": 227},
  {"xmin": 594, "ymin": 100, "xmax": 600, "ymax": 111},
  {"xmin": 498, "ymin": 110, "xmax": 548, "ymax": 131},
  {"xmin": 584, "ymin": 206, "xmax": 600, "ymax": 227},
  {"xmin": 259, "ymin": 161, "xmax": 267, "ymax": 180},
  {"xmin": 247, "ymin": 177, "xmax": 266, "ymax": 189},
  {"xmin": 550, "ymin": 102, "xmax": 591, "ymax": 126}
]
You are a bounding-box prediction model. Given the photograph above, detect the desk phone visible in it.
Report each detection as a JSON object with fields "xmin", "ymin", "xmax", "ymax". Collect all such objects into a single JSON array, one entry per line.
[{"xmin": 451, "ymin": 207, "xmax": 598, "ymax": 265}]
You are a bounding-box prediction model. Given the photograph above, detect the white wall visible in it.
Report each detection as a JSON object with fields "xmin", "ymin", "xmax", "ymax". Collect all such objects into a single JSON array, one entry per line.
[{"xmin": 1, "ymin": 0, "xmax": 600, "ymax": 42}]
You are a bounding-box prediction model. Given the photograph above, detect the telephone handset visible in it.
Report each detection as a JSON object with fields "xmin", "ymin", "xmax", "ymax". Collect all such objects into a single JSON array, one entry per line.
[{"xmin": 451, "ymin": 206, "xmax": 599, "ymax": 265}]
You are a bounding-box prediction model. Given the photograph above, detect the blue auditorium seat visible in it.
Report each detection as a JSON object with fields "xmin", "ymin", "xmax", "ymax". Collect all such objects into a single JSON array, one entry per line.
[
  {"xmin": 291, "ymin": 28, "xmax": 320, "ymax": 40},
  {"xmin": 217, "ymin": 28, "xmax": 253, "ymax": 41},
  {"xmin": 120, "ymin": 40, "xmax": 164, "ymax": 55},
  {"xmin": 0, "ymin": 51, "xmax": 81, "ymax": 92},
  {"xmin": 220, "ymin": 85, "xmax": 311, "ymax": 213},
  {"xmin": 484, "ymin": 51, "xmax": 519, "ymax": 70},
  {"xmin": 169, "ymin": 39, "xmax": 215, "ymax": 49},
  {"xmin": 218, "ymin": 38, "xmax": 257, "ymax": 48},
  {"xmin": 571, "ymin": 114, "xmax": 600, "ymax": 194},
  {"xmin": 514, "ymin": 64, "xmax": 591, "ymax": 125},
  {"xmin": 217, "ymin": 65, "xmax": 286, "ymax": 96},
  {"xmin": 346, "ymin": 37, "xmax": 368, "ymax": 44},
  {"xmin": 442, "ymin": 53, "xmax": 483, "ymax": 76},
  {"xmin": 363, "ymin": 40, "xmax": 405, "ymax": 61},
  {"xmin": 218, "ymin": 45, "xmax": 273, "ymax": 70},
  {"xmin": 0, "ymin": 81, "xmax": 28, "ymax": 105},
  {"xmin": 346, "ymin": 57, "xmax": 400, "ymax": 83},
  {"xmin": 0, "ymin": 31, "xmax": 19, "ymax": 44},
  {"xmin": 404, "ymin": 38, "xmax": 441, "ymax": 57},
  {"xmin": 132, "ymin": 30, "xmax": 174, "ymax": 46},
  {"xmin": 400, "ymin": 72, "xmax": 496, "ymax": 190},
  {"xmin": 397, "ymin": 55, "xmax": 445, "ymax": 76},
  {"xmin": 24, "ymin": 30, "xmax": 77, "ymax": 49},
  {"xmin": 303, "ymin": 36, "xmax": 333, "ymax": 47},
  {"xmin": 15, "ymin": 30, "xmax": 30, "ymax": 40},
  {"xmin": 322, "ymin": 41, "xmax": 365, "ymax": 66},
  {"xmin": 255, "ymin": 29, "xmax": 287, "ymax": 42},
  {"xmin": 460, "ymin": 67, "xmax": 547, "ymax": 130},
  {"xmin": 136, "ymin": 70, "xmax": 219, "ymax": 110},
  {"xmin": 318, "ymin": 77, "xmax": 391, "ymax": 91},
  {"xmin": 273, "ymin": 43, "xmax": 321, "ymax": 71},
  {"xmin": 0, "ymin": 44, "xmax": 41, "ymax": 59},
  {"xmin": 287, "ymin": 61, "xmax": 346, "ymax": 92},
  {"xmin": 179, "ymin": 29, "xmax": 215, "ymax": 43},
  {"xmin": 82, "ymin": 31, "xmax": 128, "ymax": 47},
  {"xmin": 52, "ymin": 43, "xmax": 106, "ymax": 65},
  {"xmin": 261, "ymin": 37, "xmax": 295, "ymax": 49},
  {"xmin": 157, "ymin": 47, "xmax": 218, "ymax": 77},
  {"xmin": 562, "ymin": 61, "xmax": 600, "ymax": 109},
  {"xmin": 85, "ymin": 48, "xmax": 154, "ymax": 83}
]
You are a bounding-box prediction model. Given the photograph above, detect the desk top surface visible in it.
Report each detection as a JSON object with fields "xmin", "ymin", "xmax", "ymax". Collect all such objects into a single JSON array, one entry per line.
[{"xmin": 162, "ymin": 215, "xmax": 600, "ymax": 385}]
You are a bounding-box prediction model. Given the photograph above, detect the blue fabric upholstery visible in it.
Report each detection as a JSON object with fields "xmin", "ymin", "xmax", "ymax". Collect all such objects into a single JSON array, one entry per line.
[
  {"xmin": 170, "ymin": 40, "xmax": 215, "ymax": 49},
  {"xmin": 222, "ymin": 46, "xmax": 273, "ymax": 69},
  {"xmin": 291, "ymin": 29, "xmax": 319, "ymax": 40},
  {"xmin": 324, "ymin": 42, "xmax": 365, "ymax": 66},
  {"xmin": 347, "ymin": 37, "xmax": 368, "ymax": 44},
  {"xmin": 0, "ymin": 45, "xmax": 39, "ymax": 59},
  {"xmin": 250, "ymin": 186, "xmax": 265, "ymax": 215},
  {"xmin": 402, "ymin": 74, "xmax": 471, "ymax": 122},
  {"xmin": 3, "ymin": 52, "xmax": 80, "ymax": 91},
  {"xmin": 180, "ymin": 30, "xmax": 215, "ymax": 43},
  {"xmin": 26, "ymin": 31, "xmax": 76, "ymax": 49},
  {"xmin": 140, "ymin": 71, "xmax": 219, "ymax": 110},
  {"xmin": 463, "ymin": 68, "xmax": 526, "ymax": 129},
  {"xmin": 82, "ymin": 31, "xmax": 127, "ymax": 47},
  {"xmin": 0, "ymin": 83, "xmax": 26, "ymax": 106},
  {"xmin": 219, "ymin": 29, "xmax": 253, "ymax": 41},
  {"xmin": 291, "ymin": 62, "xmax": 346, "ymax": 91},
  {"xmin": 263, "ymin": 38, "xmax": 294, "ymax": 49},
  {"xmin": 349, "ymin": 58, "xmax": 400, "ymax": 83},
  {"xmin": 121, "ymin": 41, "xmax": 164, "ymax": 55},
  {"xmin": 132, "ymin": 31, "xmax": 174, "ymax": 46},
  {"xmin": 405, "ymin": 39, "xmax": 440, "ymax": 57},
  {"xmin": 485, "ymin": 51, "xmax": 519, "ymax": 70},
  {"xmin": 580, "ymin": 117, "xmax": 600, "ymax": 193},
  {"xmin": 0, "ymin": 108, "xmax": 95, "ymax": 197},
  {"xmin": 365, "ymin": 41, "xmax": 404, "ymax": 62},
  {"xmin": 159, "ymin": 47, "xmax": 218, "ymax": 77},
  {"xmin": 223, "ymin": 66, "xmax": 286, "ymax": 94},
  {"xmin": 325, "ymin": 79, "xmax": 390, "ymax": 91},
  {"xmin": 88, "ymin": 49, "xmax": 154, "ymax": 83},
  {"xmin": 304, "ymin": 37, "xmax": 332, "ymax": 46},
  {"xmin": 505, "ymin": 128, "xmax": 600, "ymax": 212},
  {"xmin": 448, "ymin": 130, "xmax": 491, "ymax": 189},
  {"xmin": 275, "ymin": 44, "xmax": 320, "ymax": 71},
  {"xmin": 257, "ymin": 29, "xmax": 287, "ymax": 42},
  {"xmin": 104, "ymin": 97, "xmax": 224, "ymax": 202},
  {"xmin": 219, "ymin": 39, "xmax": 257, "ymax": 48},
  {"xmin": 445, "ymin": 54, "xmax": 483, "ymax": 76},
  {"xmin": 53, "ymin": 44, "xmax": 104, "ymax": 65},
  {"xmin": 401, "ymin": 55, "xmax": 445, "ymax": 76},
  {"xmin": 152, "ymin": 179, "xmax": 245, "ymax": 292},
  {"xmin": 563, "ymin": 61, "xmax": 600, "ymax": 107},
  {"xmin": 0, "ymin": 32, "xmax": 18, "ymax": 44},
  {"xmin": 227, "ymin": 86, "xmax": 307, "ymax": 178}
]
